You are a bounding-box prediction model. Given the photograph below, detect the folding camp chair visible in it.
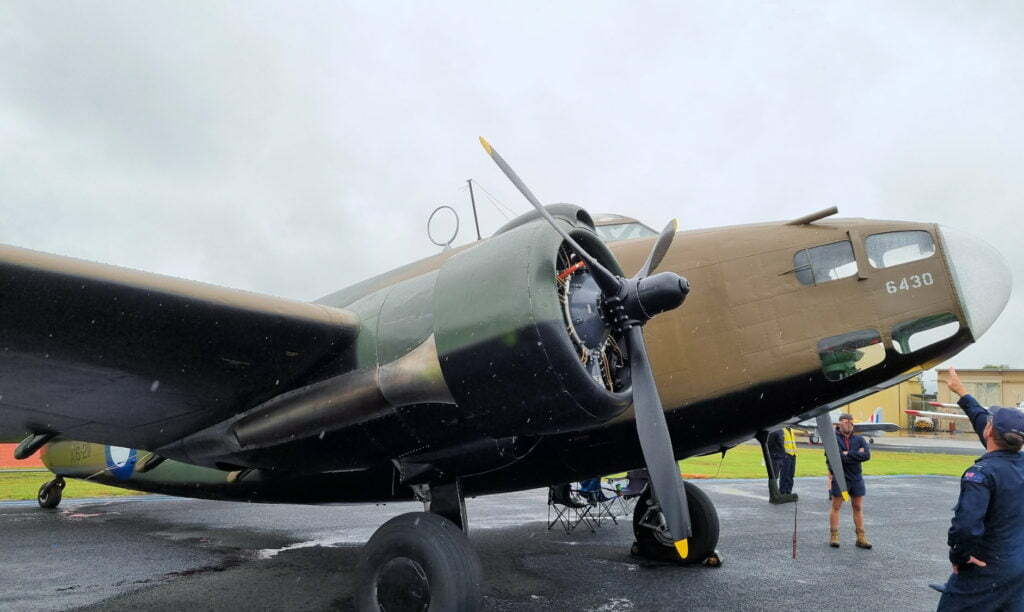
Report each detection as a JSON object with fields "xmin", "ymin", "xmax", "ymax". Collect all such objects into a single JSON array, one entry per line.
[
  {"xmin": 579, "ymin": 477, "xmax": 622, "ymax": 527},
  {"xmin": 547, "ymin": 483, "xmax": 598, "ymax": 533},
  {"xmin": 587, "ymin": 480, "xmax": 630, "ymax": 522},
  {"xmin": 607, "ymin": 469, "xmax": 649, "ymax": 518}
]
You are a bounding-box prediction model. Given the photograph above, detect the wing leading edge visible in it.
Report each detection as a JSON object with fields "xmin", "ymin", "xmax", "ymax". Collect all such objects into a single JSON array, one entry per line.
[{"xmin": 0, "ymin": 243, "xmax": 359, "ymax": 451}]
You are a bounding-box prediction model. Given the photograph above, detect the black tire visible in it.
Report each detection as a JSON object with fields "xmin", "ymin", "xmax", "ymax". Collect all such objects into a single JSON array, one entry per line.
[
  {"xmin": 354, "ymin": 512, "xmax": 482, "ymax": 612},
  {"xmin": 37, "ymin": 481, "xmax": 63, "ymax": 509},
  {"xmin": 632, "ymin": 481, "xmax": 719, "ymax": 564}
]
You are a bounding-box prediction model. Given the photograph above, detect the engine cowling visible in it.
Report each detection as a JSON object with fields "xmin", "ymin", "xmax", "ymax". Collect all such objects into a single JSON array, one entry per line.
[{"xmin": 432, "ymin": 205, "xmax": 632, "ymax": 437}]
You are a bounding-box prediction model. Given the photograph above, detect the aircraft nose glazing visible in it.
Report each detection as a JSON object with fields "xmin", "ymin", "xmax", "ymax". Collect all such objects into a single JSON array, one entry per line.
[{"xmin": 939, "ymin": 225, "xmax": 1013, "ymax": 340}]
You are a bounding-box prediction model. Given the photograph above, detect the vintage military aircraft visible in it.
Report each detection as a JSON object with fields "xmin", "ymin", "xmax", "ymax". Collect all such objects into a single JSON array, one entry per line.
[{"xmin": 0, "ymin": 137, "xmax": 1013, "ymax": 610}]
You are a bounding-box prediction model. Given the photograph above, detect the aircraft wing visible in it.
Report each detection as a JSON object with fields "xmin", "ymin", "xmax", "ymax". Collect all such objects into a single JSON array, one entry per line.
[
  {"xmin": 788, "ymin": 421, "xmax": 900, "ymax": 437},
  {"xmin": 905, "ymin": 409, "xmax": 970, "ymax": 421},
  {"xmin": 852, "ymin": 423, "xmax": 901, "ymax": 433},
  {"xmin": 0, "ymin": 243, "xmax": 358, "ymax": 451}
]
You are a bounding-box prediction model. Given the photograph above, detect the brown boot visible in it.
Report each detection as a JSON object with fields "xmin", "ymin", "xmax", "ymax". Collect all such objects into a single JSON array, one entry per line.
[
  {"xmin": 829, "ymin": 528, "xmax": 840, "ymax": 548},
  {"xmin": 855, "ymin": 529, "xmax": 872, "ymax": 549}
]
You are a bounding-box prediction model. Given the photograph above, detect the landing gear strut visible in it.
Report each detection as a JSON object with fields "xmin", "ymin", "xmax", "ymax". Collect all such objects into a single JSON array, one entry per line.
[
  {"xmin": 631, "ymin": 481, "xmax": 722, "ymax": 566},
  {"xmin": 354, "ymin": 480, "xmax": 481, "ymax": 611},
  {"xmin": 37, "ymin": 476, "xmax": 65, "ymax": 509}
]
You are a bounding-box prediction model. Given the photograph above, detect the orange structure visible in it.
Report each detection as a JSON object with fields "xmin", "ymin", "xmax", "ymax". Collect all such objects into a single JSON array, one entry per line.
[{"xmin": 0, "ymin": 443, "xmax": 44, "ymax": 468}]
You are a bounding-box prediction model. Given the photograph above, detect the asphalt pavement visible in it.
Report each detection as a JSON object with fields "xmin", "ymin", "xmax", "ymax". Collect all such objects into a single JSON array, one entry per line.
[{"xmin": 0, "ymin": 475, "xmax": 960, "ymax": 611}]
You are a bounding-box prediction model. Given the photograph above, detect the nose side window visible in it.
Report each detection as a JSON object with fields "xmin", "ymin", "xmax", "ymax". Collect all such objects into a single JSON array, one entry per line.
[
  {"xmin": 818, "ymin": 330, "xmax": 885, "ymax": 381},
  {"xmin": 866, "ymin": 231, "xmax": 935, "ymax": 269},
  {"xmin": 793, "ymin": 241, "xmax": 858, "ymax": 285},
  {"xmin": 891, "ymin": 313, "xmax": 960, "ymax": 354}
]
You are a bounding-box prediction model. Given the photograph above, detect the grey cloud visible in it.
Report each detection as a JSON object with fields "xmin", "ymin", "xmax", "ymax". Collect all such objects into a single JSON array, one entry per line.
[{"xmin": 1, "ymin": 1, "xmax": 1022, "ymax": 366}]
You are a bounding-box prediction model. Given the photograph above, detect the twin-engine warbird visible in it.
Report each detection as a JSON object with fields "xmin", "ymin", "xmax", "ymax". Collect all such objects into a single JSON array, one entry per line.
[{"xmin": 0, "ymin": 138, "xmax": 1012, "ymax": 610}]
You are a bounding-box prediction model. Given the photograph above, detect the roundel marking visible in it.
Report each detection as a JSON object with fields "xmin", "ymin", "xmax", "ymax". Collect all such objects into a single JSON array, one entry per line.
[{"xmin": 104, "ymin": 446, "xmax": 138, "ymax": 480}]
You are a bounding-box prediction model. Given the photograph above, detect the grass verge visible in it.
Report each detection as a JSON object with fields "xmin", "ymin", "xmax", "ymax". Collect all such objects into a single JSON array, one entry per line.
[
  {"xmin": 0, "ymin": 444, "xmax": 976, "ymax": 502},
  {"xmin": 679, "ymin": 443, "xmax": 976, "ymax": 479},
  {"xmin": 0, "ymin": 471, "xmax": 142, "ymax": 501}
]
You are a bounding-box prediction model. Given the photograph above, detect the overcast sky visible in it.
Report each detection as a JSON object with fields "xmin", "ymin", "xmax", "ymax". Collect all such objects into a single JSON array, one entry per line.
[{"xmin": 1, "ymin": 2, "xmax": 1022, "ymax": 373}]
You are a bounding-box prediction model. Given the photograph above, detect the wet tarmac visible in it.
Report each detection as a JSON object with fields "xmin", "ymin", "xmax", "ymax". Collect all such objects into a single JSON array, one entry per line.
[{"xmin": 0, "ymin": 475, "xmax": 961, "ymax": 611}]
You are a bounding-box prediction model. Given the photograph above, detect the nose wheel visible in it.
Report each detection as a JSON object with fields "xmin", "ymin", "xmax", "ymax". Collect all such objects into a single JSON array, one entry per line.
[{"xmin": 37, "ymin": 476, "xmax": 65, "ymax": 509}]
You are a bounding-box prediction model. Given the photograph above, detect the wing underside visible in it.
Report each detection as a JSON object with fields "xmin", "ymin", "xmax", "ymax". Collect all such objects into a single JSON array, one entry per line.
[{"xmin": 0, "ymin": 244, "xmax": 359, "ymax": 450}]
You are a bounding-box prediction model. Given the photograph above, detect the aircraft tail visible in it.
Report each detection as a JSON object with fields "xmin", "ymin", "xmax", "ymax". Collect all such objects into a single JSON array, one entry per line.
[{"xmin": 871, "ymin": 407, "xmax": 883, "ymax": 423}]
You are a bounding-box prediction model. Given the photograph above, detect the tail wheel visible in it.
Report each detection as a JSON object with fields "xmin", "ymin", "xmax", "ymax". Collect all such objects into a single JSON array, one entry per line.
[
  {"xmin": 632, "ymin": 481, "xmax": 719, "ymax": 564},
  {"xmin": 354, "ymin": 512, "xmax": 482, "ymax": 612},
  {"xmin": 37, "ymin": 478, "xmax": 65, "ymax": 509}
]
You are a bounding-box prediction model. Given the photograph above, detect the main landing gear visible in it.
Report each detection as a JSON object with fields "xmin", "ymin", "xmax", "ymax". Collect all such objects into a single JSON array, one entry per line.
[
  {"xmin": 37, "ymin": 476, "xmax": 65, "ymax": 509},
  {"xmin": 631, "ymin": 481, "xmax": 722, "ymax": 567},
  {"xmin": 354, "ymin": 480, "xmax": 482, "ymax": 612},
  {"xmin": 354, "ymin": 478, "xmax": 722, "ymax": 610}
]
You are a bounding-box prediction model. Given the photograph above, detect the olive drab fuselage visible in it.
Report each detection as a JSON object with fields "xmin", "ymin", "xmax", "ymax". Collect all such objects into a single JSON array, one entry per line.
[{"xmin": 37, "ymin": 212, "xmax": 989, "ymax": 503}]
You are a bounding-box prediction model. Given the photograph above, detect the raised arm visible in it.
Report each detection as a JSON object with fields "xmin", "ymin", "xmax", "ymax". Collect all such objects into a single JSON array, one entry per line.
[{"xmin": 946, "ymin": 368, "xmax": 990, "ymax": 447}]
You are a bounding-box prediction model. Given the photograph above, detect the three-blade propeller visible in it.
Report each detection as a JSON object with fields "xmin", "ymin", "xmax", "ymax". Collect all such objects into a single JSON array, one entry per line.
[{"xmin": 479, "ymin": 137, "xmax": 693, "ymax": 559}]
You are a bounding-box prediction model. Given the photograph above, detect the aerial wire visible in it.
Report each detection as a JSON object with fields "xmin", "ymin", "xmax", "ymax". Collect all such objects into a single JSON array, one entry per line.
[{"xmin": 471, "ymin": 180, "xmax": 520, "ymax": 218}]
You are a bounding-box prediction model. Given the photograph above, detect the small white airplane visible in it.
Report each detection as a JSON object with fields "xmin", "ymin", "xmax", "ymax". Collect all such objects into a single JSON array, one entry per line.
[
  {"xmin": 904, "ymin": 403, "xmax": 969, "ymax": 431},
  {"xmin": 906, "ymin": 399, "xmax": 1024, "ymax": 431},
  {"xmin": 793, "ymin": 407, "xmax": 900, "ymax": 444}
]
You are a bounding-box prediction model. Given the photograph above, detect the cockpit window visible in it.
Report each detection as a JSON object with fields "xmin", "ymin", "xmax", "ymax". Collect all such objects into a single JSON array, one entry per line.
[
  {"xmin": 595, "ymin": 223, "xmax": 659, "ymax": 243},
  {"xmin": 793, "ymin": 241, "xmax": 858, "ymax": 285},
  {"xmin": 866, "ymin": 231, "xmax": 935, "ymax": 269}
]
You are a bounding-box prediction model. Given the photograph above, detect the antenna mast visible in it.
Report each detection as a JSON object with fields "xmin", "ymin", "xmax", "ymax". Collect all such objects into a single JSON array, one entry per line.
[{"xmin": 467, "ymin": 179, "xmax": 482, "ymax": 241}]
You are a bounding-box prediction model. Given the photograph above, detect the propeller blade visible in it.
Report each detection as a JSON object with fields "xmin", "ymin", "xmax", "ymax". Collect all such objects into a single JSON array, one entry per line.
[
  {"xmin": 478, "ymin": 137, "xmax": 621, "ymax": 295},
  {"xmin": 816, "ymin": 414, "xmax": 849, "ymax": 501},
  {"xmin": 628, "ymin": 326, "xmax": 691, "ymax": 558},
  {"xmin": 638, "ymin": 219, "xmax": 679, "ymax": 278}
]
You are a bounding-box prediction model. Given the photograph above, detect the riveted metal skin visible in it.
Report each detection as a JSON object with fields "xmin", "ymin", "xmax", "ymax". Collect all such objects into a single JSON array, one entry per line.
[{"xmin": 9, "ymin": 214, "xmax": 995, "ymax": 504}]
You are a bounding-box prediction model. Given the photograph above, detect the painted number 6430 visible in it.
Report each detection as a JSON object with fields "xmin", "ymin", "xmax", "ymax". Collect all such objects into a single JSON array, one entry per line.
[{"xmin": 885, "ymin": 273, "xmax": 933, "ymax": 294}]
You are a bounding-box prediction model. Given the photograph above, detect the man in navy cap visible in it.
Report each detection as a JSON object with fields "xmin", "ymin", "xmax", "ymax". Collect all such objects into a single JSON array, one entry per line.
[{"xmin": 937, "ymin": 368, "xmax": 1024, "ymax": 611}]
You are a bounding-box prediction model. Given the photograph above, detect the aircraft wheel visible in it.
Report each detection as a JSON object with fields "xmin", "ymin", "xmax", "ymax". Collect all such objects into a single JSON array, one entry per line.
[
  {"xmin": 354, "ymin": 512, "xmax": 482, "ymax": 612},
  {"xmin": 37, "ymin": 477, "xmax": 65, "ymax": 509},
  {"xmin": 631, "ymin": 481, "xmax": 719, "ymax": 564}
]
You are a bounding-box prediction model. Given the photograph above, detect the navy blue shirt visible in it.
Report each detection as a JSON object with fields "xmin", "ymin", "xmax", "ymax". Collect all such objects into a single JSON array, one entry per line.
[
  {"xmin": 946, "ymin": 395, "xmax": 1024, "ymax": 586},
  {"xmin": 825, "ymin": 431, "xmax": 870, "ymax": 482}
]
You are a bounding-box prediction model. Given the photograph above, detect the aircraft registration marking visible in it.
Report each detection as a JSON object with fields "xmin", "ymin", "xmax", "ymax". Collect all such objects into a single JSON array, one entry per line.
[{"xmin": 885, "ymin": 273, "xmax": 933, "ymax": 294}]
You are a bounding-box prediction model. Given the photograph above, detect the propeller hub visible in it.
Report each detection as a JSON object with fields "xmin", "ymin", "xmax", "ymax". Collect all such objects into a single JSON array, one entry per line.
[{"xmin": 612, "ymin": 272, "xmax": 690, "ymax": 330}]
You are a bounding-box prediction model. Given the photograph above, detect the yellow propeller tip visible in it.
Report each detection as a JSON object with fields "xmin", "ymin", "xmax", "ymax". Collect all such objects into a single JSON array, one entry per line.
[
  {"xmin": 670, "ymin": 219, "xmax": 679, "ymax": 232},
  {"xmin": 842, "ymin": 491, "xmax": 850, "ymax": 502},
  {"xmin": 478, "ymin": 136, "xmax": 493, "ymax": 155},
  {"xmin": 674, "ymin": 539, "xmax": 689, "ymax": 559}
]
